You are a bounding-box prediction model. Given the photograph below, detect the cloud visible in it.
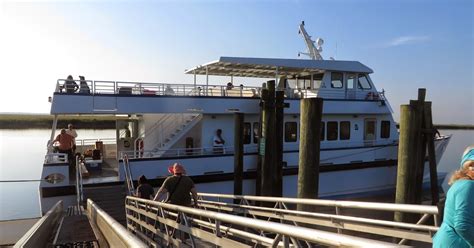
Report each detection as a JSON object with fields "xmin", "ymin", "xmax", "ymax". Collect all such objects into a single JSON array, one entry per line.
[{"xmin": 386, "ymin": 35, "xmax": 430, "ymax": 47}]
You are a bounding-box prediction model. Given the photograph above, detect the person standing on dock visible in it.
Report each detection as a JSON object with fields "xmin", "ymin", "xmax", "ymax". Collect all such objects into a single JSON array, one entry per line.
[
  {"xmin": 136, "ymin": 175, "xmax": 154, "ymax": 200},
  {"xmin": 153, "ymin": 163, "xmax": 198, "ymax": 207},
  {"xmin": 433, "ymin": 145, "xmax": 474, "ymax": 248}
]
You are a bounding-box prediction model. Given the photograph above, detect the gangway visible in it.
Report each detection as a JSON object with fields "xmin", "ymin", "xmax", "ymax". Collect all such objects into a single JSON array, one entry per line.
[{"xmin": 125, "ymin": 193, "xmax": 440, "ymax": 247}]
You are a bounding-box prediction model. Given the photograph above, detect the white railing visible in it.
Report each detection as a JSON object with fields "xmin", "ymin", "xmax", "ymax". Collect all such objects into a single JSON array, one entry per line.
[
  {"xmin": 44, "ymin": 153, "xmax": 68, "ymax": 164},
  {"xmin": 56, "ymin": 79, "xmax": 261, "ymax": 98},
  {"xmin": 125, "ymin": 196, "xmax": 405, "ymax": 247},
  {"xmin": 121, "ymin": 144, "xmax": 259, "ymax": 159},
  {"xmin": 133, "ymin": 114, "xmax": 175, "ymax": 155},
  {"xmin": 123, "ymin": 154, "xmax": 135, "ymax": 196},
  {"xmin": 197, "ymin": 193, "xmax": 439, "ymax": 245},
  {"xmin": 75, "ymin": 155, "xmax": 84, "ymax": 213}
]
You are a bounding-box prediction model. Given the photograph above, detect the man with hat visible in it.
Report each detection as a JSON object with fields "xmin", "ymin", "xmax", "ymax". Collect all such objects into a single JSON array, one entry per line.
[{"xmin": 153, "ymin": 163, "xmax": 198, "ymax": 207}]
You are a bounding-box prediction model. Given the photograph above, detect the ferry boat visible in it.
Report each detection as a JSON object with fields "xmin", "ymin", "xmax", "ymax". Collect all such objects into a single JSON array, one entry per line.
[{"xmin": 39, "ymin": 23, "xmax": 450, "ymax": 214}]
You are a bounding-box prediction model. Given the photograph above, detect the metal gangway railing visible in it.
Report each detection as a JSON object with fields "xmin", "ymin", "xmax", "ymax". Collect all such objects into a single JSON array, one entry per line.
[
  {"xmin": 123, "ymin": 154, "xmax": 135, "ymax": 196},
  {"xmin": 197, "ymin": 193, "xmax": 440, "ymax": 246},
  {"xmin": 125, "ymin": 194, "xmax": 439, "ymax": 247}
]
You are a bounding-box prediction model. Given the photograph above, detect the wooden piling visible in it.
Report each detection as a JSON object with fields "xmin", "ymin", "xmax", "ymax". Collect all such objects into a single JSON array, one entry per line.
[
  {"xmin": 394, "ymin": 104, "xmax": 419, "ymax": 223},
  {"xmin": 234, "ymin": 113, "xmax": 244, "ymax": 200},
  {"xmin": 261, "ymin": 80, "xmax": 276, "ymax": 197},
  {"xmin": 275, "ymin": 90, "xmax": 285, "ymax": 197},
  {"xmin": 423, "ymin": 102, "xmax": 439, "ymax": 204},
  {"xmin": 297, "ymin": 98, "xmax": 323, "ymax": 212},
  {"xmin": 412, "ymin": 89, "xmax": 426, "ymax": 204}
]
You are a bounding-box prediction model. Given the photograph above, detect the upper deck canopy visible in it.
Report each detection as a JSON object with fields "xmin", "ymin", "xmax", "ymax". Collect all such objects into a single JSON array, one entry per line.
[{"xmin": 185, "ymin": 57, "xmax": 373, "ymax": 78}]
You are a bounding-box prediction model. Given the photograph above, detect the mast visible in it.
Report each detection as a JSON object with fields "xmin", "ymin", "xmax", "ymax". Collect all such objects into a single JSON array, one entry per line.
[{"xmin": 298, "ymin": 21, "xmax": 324, "ymax": 60}]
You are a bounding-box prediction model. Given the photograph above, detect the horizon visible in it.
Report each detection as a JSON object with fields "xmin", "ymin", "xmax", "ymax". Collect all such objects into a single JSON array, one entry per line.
[{"xmin": 0, "ymin": 0, "xmax": 472, "ymax": 124}]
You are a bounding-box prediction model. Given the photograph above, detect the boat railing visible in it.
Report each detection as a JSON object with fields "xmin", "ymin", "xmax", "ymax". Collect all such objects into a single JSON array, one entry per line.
[
  {"xmin": 134, "ymin": 113, "xmax": 175, "ymax": 153},
  {"xmin": 197, "ymin": 192, "xmax": 439, "ymax": 245},
  {"xmin": 120, "ymin": 138, "xmax": 397, "ymax": 160},
  {"xmin": 125, "ymin": 196, "xmax": 409, "ymax": 247},
  {"xmin": 75, "ymin": 155, "xmax": 84, "ymax": 213},
  {"xmin": 44, "ymin": 153, "xmax": 68, "ymax": 164},
  {"xmin": 122, "ymin": 144, "xmax": 259, "ymax": 159},
  {"xmin": 56, "ymin": 79, "xmax": 262, "ymax": 98}
]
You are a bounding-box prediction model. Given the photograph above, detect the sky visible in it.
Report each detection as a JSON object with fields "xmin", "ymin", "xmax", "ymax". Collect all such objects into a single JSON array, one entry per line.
[{"xmin": 0, "ymin": 0, "xmax": 472, "ymax": 124}]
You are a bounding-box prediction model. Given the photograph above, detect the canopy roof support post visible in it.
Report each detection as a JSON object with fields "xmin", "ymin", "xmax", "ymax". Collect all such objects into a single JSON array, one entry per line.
[
  {"xmin": 275, "ymin": 67, "xmax": 279, "ymax": 90},
  {"xmin": 231, "ymin": 75, "xmax": 233, "ymax": 85},
  {"xmin": 206, "ymin": 66, "xmax": 209, "ymax": 96},
  {"xmin": 194, "ymin": 70, "xmax": 196, "ymax": 88}
]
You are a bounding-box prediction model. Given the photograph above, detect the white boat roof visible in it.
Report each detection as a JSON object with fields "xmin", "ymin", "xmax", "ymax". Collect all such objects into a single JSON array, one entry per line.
[{"xmin": 185, "ymin": 57, "xmax": 373, "ymax": 78}]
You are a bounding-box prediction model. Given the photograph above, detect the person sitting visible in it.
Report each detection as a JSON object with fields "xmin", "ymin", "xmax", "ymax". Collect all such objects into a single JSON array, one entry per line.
[
  {"xmin": 136, "ymin": 175, "xmax": 154, "ymax": 199},
  {"xmin": 78, "ymin": 76, "xmax": 90, "ymax": 94},
  {"xmin": 213, "ymin": 129, "xmax": 225, "ymax": 154},
  {"xmin": 433, "ymin": 145, "xmax": 474, "ymax": 247},
  {"xmin": 226, "ymin": 82, "xmax": 234, "ymax": 90},
  {"xmin": 64, "ymin": 75, "xmax": 79, "ymax": 93}
]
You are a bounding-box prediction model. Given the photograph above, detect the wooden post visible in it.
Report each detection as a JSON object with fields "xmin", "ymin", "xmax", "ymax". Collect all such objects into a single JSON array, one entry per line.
[
  {"xmin": 394, "ymin": 104, "xmax": 418, "ymax": 223},
  {"xmin": 424, "ymin": 102, "xmax": 439, "ymax": 204},
  {"xmin": 261, "ymin": 80, "xmax": 276, "ymax": 197},
  {"xmin": 275, "ymin": 90, "xmax": 285, "ymax": 197},
  {"xmin": 234, "ymin": 113, "xmax": 244, "ymax": 201},
  {"xmin": 412, "ymin": 89, "xmax": 426, "ymax": 204},
  {"xmin": 297, "ymin": 98, "xmax": 323, "ymax": 212},
  {"xmin": 255, "ymin": 85, "xmax": 265, "ymax": 196}
]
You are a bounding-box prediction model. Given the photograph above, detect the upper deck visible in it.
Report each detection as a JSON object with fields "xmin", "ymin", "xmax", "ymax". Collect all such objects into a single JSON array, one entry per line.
[{"xmin": 50, "ymin": 57, "xmax": 391, "ymax": 115}]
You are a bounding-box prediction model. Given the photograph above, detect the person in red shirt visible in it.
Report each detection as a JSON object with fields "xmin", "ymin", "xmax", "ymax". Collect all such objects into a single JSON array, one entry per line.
[{"xmin": 53, "ymin": 129, "xmax": 75, "ymax": 164}]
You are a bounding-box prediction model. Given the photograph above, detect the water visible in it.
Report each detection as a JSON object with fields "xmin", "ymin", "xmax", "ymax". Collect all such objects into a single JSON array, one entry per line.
[
  {"xmin": 0, "ymin": 129, "xmax": 115, "ymax": 221},
  {"xmin": 0, "ymin": 129, "xmax": 472, "ymax": 221}
]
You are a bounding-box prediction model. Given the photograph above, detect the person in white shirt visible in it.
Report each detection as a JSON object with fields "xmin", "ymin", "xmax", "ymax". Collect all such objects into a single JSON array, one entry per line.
[
  {"xmin": 66, "ymin": 123, "xmax": 78, "ymax": 152},
  {"xmin": 213, "ymin": 129, "xmax": 225, "ymax": 154}
]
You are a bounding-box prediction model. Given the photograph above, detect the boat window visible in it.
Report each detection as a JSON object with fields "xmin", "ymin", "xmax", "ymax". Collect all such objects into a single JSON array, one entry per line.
[
  {"xmin": 243, "ymin": 122, "xmax": 251, "ymax": 144},
  {"xmin": 364, "ymin": 119, "xmax": 376, "ymax": 140},
  {"xmin": 285, "ymin": 122, "xmax": 298, "ymax": 142},
  {"xmin": 313, "ymin": 73, "xmax": 324, "ymax": 89},
  {"xmin": 331, "ymin": 72, "xmax": 343, "ymax": 89},
  {"xmin": 340, "ymin": 121, "xmax": 351, "ymax": 140},
  {"xmin": 347, "ymin": 74, "xmax": 356, "ymax": 89},
  {"xmin": 320, "ymin": 121, "xmax": 325, "ymax": 141},
  {"xmin": 357, "ymin": 75, "xmax": 372, "ymax": 89},
  {"xmin": 327, "ymin": 121, "xmax": 338, "ymax": 140},
  {"xmin": 380, "ymin": 121, "xmax": 390, "ymax": 139},
  {"xmin": 253, "ymin": 122, "xmax": 260, "ymax": 144}
]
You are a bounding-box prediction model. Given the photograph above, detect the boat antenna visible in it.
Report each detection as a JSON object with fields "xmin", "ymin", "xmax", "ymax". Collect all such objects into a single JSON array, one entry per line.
[{"xmin": 298, "ymin": 21, "xmax": 324, "ymax": 60}]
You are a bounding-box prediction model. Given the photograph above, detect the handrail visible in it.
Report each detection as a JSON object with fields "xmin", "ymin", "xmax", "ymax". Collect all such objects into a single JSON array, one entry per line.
[
  {"xmin": 133, "ymin": 113, "xmax": 174, "ymax": 155},
  {"xmin": 14, "ymin": 201, "xmax": 63, "ymax": 248},
  {"xmin": 198, "ymin": 192, "xmax": 439, "ymax": 214},
  {"xmin": 87, "ymin": 199, "xmax": 146, "ymax": 248},
  {"xmin": 123, "ymin": 154, "xmax": 135, "ymax": 195},
  {"xmin": 75, "ymin": 155, "xmax": 84, "ymax": 213},
  {"xmin": 125, "ymin": 196, "xmax": 406, "ymax": 247}
]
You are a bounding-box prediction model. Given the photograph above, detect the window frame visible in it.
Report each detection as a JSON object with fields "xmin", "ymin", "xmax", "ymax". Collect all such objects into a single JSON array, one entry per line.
[
  {"xmin": 327, "ymin": 121, "xmax": 338, "ymax": 141},
  {"xmin": 380, "ymin": 120, "xmax": 391, "ymax": 139},
  {"xmin": 340, "ymin": 121, "xmax": 351, "ymax": 140},
  {"xmin": 284, "ymin": 122, "xmax": 298, "ymax": 143},
  {"xmin": 331, "ymin": 72, "xmax": 344, "ymax": 89},
  {"xmin": 243, "ymin": 122, "xmax": 251, "ymax": 144}
]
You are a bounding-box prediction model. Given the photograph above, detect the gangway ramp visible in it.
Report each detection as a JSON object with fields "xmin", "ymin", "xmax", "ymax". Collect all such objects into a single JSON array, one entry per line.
[
  {"xmin": 14, "ymin": 199, "xmax": 146, "ymax": 248},
  {"xmin": 126, "ymin": 195, "xmax": 439, "ymax": 247}
]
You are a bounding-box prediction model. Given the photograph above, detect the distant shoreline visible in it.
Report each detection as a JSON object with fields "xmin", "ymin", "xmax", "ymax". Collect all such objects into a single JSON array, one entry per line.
[{"xmin": 0, "ymin": 114, "xmax": 118, "ymax": 129}]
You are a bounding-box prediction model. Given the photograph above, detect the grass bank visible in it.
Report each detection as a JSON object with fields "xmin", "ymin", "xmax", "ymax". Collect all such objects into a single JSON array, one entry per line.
[{"xmin": 0, "ymin": 114, "xmax": 122, "ymax": 129}]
